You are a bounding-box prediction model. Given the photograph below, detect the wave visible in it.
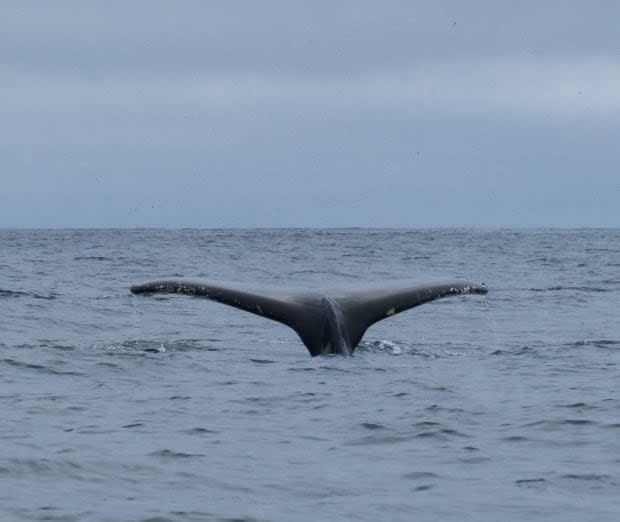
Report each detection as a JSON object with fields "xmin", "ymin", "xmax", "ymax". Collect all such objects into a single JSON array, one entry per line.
[
  {"xmin": 1, "ymin": 357, "xmax": 83, "ymax": 376},
  {"xmin": 570, "ymin": 339, "xmax": 620, "ymax": 349},
  {"xmin": 523, "ymin": 418, "xmax": 598, "ymax": 429},
  {"xmin": 286, "ymin": 269, "xmax": 359, "ymax": 280},
  {"xmin": 0, "ymin": 288, "xmax": 57, "ymax": 300},
  {"xmin": 96, "ymin": 338, "xmax": 212, "ymax": 354},
  {"xmin": 491, "ymin": 339, "xmax": 620, "ymax": 357},
  {"xmin": 357, "ymin": 340, "xmax": 465, "ymax": 357},
  {"xmin": 0, "ymin": 458, "xmax": 88, "ymax": 478},
  {"xmin": 526, "ymin": 257, "xmax": 562, "ymax": 264},
  {"xmin": 351, "ymin": 425, "xmax": 469, "ymax": 446},
  {"xmin": 149, "ymin": 449, "xmax": 205, "ymax": 459},
  {"xmin": 515, "ymin": 478, "xmax": 546, "ymax": 487},
  {"xmin": 73, "ymin": 256, "xmax": 113, "ymax": 261},
  {"xmin": 529, "ymin": 285, "xmax": 612, "ymax": 293}
]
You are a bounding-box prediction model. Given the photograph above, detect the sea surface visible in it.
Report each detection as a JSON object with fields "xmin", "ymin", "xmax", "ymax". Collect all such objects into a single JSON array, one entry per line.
[{"xmin": 1, "ymin": 228, "xmax": 619, "ymax": 521}]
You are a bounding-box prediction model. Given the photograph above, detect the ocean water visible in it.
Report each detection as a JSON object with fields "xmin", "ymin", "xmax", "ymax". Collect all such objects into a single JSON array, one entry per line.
[{"xmin": 1, "ymin": 228, "xmax": 619, "ymax": 521}]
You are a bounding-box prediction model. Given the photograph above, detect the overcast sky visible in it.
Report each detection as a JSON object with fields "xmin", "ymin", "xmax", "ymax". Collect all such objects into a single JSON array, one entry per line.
[{"xmin": 2, "ymin": 1, "xmax": 619, "ymax": 227}]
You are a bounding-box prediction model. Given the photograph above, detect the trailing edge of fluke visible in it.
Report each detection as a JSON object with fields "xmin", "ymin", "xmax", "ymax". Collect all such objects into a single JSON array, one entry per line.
[{"xmin": 130, "ymin": 279, "xmax": 488, "ymax": 356}]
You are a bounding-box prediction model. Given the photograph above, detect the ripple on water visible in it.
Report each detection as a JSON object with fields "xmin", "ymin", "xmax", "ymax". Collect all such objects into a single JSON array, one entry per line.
[
  {"xmin": 0, "ymin": 288, "xmax": 58, "ymax": 300},
  {"xmin": 73, "ymin": 255, "xmax": 114, "ymax": 261},
  {"xmin": 65, "ymin": 425, "xmax": 114, "ymax": 435},
  {"xmin": 1, "ymin": 358, "xmax": 84, "ymax": 376},
  {"xmin": 571, "ymin": 339, "xmax": 620, "ymax": 349},
  {"xmin": 182, "ymin": 427, "xmax": 218, "ymax": 435},
  {"xmin": 249, "ymin": 358, "xmax": 277, "ymax": 364},
  {"xmin": 358, "ymin": 340, "xmax": 441, "ymax": 357},
  {"xmin": 414, "ymin": 427, "xmax": 469, "ymax": 439},
  {"xmin": 402, "ymin": 471, "xmax": 440, "ymax": 480},
  {"xmin": 501, "ymin": 435, "xmax": 529, "ymax": 442},
  {"xmin": 561, "ymin": 473, "xmax": 616, "ymax": 485},
  {"xmin": 360, "ymin": 422, "xmax": 387, "ymax": 430},
  {"xmin": 351, "ymin": 424, "xmax": 469, "ymax": 446},
  {"xmin": 515, "ymin": 478, "xmax": 546, "ymax": 488},
  {"xmin": 149, "ymin": 450, "xmax": 205, "ymax": 459},
  {"xmin": 528, "ymin": 285, "xmax": 612, "ymax": 293},
  {"xmin": 558, "ymin": 401, "xmax": 599, "ymax": 411},
  {"xmin": 0, "ymin": 458, "xmax": 90, "ymax": 480},
  {"xmin": 140, "ymin": 514, "xmax": 217, "ymax": 522},
  {"xmin": 94, "ymin": 338, "xmax": 213, "ymax": 355},
  {"xmin": 523, "ymin": 418, "xmax": 599, "ymax": 429}
]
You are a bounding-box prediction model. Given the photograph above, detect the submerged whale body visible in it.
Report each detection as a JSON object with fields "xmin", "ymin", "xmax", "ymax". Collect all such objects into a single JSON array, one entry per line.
[{"xmin": 130, "ymin": 279, "xmax": 487, "ymax": 356}]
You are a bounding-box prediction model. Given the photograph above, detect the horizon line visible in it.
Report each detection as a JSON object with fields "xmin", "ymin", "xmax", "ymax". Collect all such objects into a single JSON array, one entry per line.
[{"xmin": 2, "ymin": 225, "xmax": 619, "ymax": 231}]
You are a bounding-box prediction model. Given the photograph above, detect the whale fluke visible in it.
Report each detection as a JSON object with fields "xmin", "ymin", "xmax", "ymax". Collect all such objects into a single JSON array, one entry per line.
[{"xmin": 130, "ymin": 279, "xmax": 487, "ymax": 356}]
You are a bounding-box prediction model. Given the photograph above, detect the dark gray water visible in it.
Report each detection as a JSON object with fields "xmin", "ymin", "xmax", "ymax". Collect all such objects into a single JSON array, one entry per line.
[{"xmin": 1, "ymin": 229, "xmax": 619, "ymax": 521}]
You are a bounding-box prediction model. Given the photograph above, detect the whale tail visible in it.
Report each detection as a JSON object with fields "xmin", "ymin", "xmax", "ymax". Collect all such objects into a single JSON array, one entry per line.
[{"xmin": 130, "ymin": 280, "xmax": 487, "ymax": 356}]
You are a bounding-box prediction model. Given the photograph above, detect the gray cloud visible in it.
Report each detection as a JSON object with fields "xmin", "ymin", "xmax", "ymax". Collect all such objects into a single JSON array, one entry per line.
[{"xmin": 1, "ymin": 1, "xmax": 619, "ymax": 227}]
